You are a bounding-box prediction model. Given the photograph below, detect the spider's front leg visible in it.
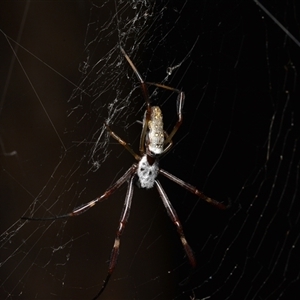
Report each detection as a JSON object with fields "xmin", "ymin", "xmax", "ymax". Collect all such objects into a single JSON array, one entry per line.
[
  {"xmin": 21, "ymin": 165, "xmax": 137, "ymax": 221},
  {"xmin": 155, "ymin": 180, "xmax": 196, "ymax": 267},
  {"xmin": 93, "ymin": 175, "xmax": 135, "ymax": 300},
  {"xmin": 160, "ymin": 168, "xmax": 230, "ymax": 210}
]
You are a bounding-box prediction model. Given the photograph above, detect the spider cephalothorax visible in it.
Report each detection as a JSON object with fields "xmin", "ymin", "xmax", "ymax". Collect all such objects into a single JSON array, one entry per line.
[{"xmin": 136, "ymin": 155, "xmax": 159, "ymax": 189}]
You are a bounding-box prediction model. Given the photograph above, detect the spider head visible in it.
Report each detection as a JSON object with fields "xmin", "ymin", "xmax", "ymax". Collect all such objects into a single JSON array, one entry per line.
[{"xmin": 147, "ymin": 106, "xmax": 164, "ymax": 156}]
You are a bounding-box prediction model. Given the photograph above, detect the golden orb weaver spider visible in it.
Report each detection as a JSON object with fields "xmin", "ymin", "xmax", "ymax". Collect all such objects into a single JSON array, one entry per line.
[{"xmin": 22, "ymin": 47, "xmax": 229, "ymax": 299}]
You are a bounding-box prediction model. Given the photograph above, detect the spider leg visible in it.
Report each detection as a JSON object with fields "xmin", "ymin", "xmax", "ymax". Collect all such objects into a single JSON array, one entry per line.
[
  {"xmin": 139, "ymin": 106, "xmax": 151, "ymax": 155},
  {"xmin": 120, "ymin": 47, "xmax": 151, "ymax": 155},
  {"xmin": 104, "ymin": 123, "xmax": 141, "ymax": 161},
  {"xmin": 161, "ymin": 131, "xmax": 173, "ymax": 154},
  {"xmin": 121, "ymin": 47, "xmax": 185, "ymax": 154},
  {"xmin": 155, "ymin": 180, "xmax": 196, "ymax": 268},
  {"xmin": 159, "ymin": 169, "xmax": 230, "ymax": 210},
  {"xmin": 22, "ymin": 165, "xmax": 137, "ymax": 221},
  {"xmin": 120, "ymin": 47, "xmax": 150, "ymax": 109},
  {"xmin": 93, "ymin": 174, "xmax": 135, "ymax": 299}
]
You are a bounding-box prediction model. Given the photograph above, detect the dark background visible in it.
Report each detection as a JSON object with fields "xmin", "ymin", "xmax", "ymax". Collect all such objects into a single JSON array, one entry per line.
[{"xmin": 1, "ymin": 1, "xmax": 299, "ymax": 299}]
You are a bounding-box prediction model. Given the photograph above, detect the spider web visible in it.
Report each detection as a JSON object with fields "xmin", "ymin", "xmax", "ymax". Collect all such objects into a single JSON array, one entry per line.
[{"xmin": 1, "ymin": 1, "xmax": 300, "ymax": 299}]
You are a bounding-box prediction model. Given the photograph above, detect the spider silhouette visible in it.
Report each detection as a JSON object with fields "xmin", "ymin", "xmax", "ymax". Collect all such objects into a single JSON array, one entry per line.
[{"xmin": 22, "ymin": 47, "xmax": 229, "ymax": 299}]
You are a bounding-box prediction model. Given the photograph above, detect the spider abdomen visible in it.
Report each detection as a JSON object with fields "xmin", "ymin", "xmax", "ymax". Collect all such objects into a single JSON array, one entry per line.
[
  {"xmin": 137, "ymin": 155, "xmax": 159, "ymax": 189},
  {"xmin": 148, "ymin": 106, "xmax": 164, "ymax": 155}
]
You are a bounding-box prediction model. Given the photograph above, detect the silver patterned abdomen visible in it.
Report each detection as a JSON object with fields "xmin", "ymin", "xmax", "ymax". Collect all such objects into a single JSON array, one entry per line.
[{"xmin": 147, "ymin": 106, "xmax": 164, "ymax": 155}]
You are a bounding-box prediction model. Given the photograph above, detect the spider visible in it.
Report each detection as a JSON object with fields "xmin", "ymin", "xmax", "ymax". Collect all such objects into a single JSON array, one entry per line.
[{"xmin": 22, "ymin": 47, "xmax": 229, "ymax": 299}]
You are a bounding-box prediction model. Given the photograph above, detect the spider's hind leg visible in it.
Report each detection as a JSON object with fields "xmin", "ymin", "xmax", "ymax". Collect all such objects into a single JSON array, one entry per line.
[{"xmin": 104, "ymin": 123, "xmax": 141, "ymax": 161}]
